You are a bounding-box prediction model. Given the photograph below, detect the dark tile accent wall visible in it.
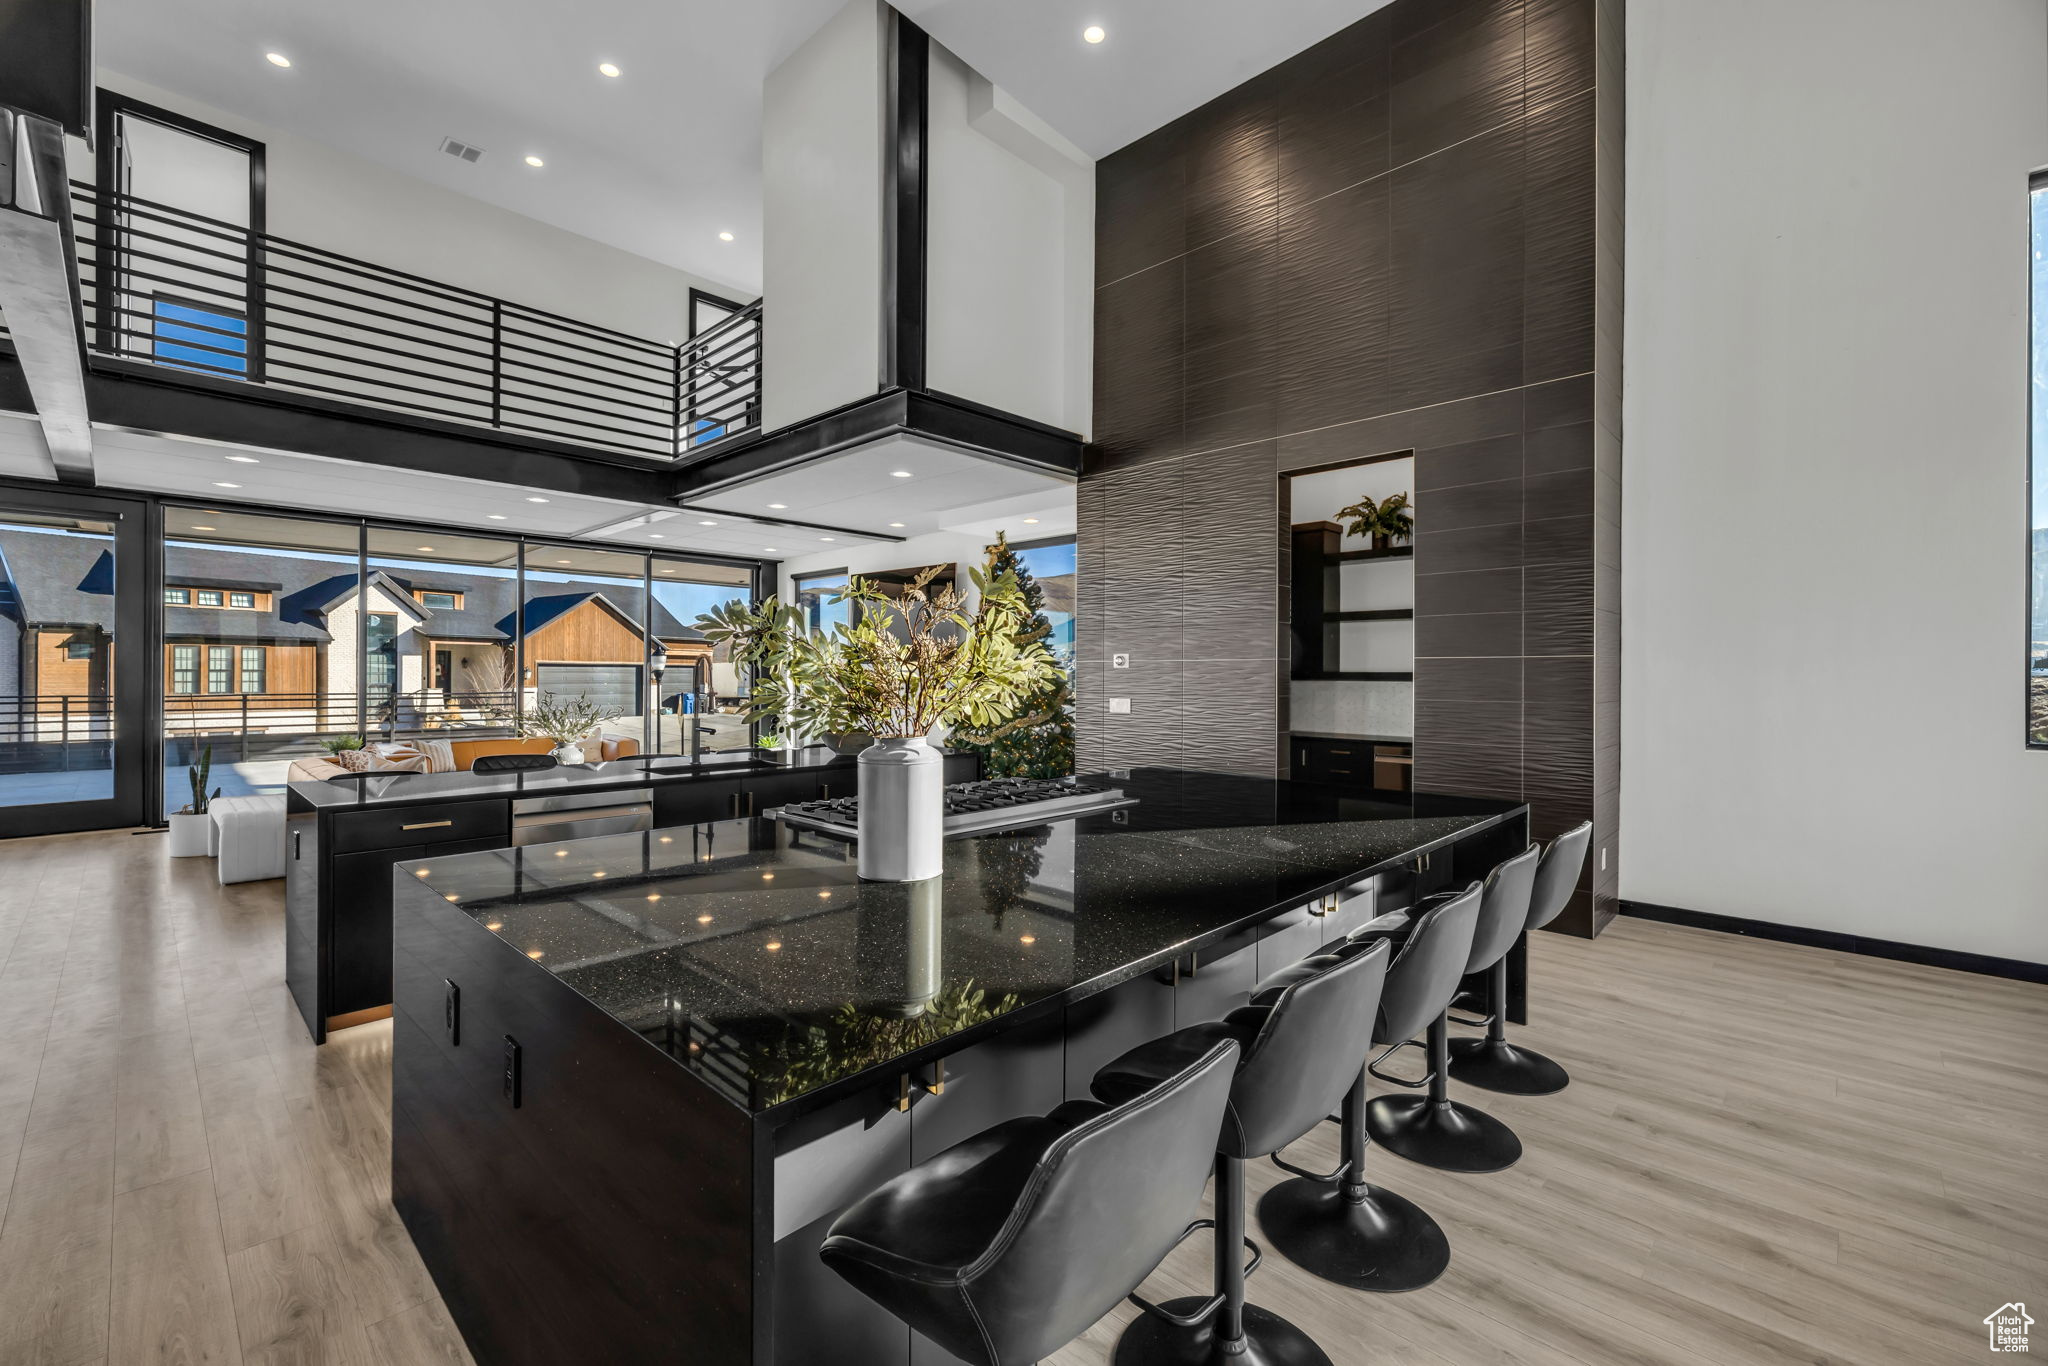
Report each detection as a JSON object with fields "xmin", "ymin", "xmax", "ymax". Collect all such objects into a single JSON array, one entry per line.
[{"xmin": 1083, "ymin": 0, "xmax": 1622, "ymax": 935}]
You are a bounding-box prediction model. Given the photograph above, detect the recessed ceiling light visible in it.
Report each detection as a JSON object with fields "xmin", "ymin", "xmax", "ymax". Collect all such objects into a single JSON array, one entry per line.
[
  {"xmin": 698, "ymin": 520, "xmax": 718, "ymax": 527},
  {"xmin": 767, "ymin": 503, "xmax": 787, "ymax": 509},
  {"xmin": 191, "ymin": 525, "xmax": 216, "ymax": 532},
  {"xmin": 648, "ymin": 533, "xmax": 664, "ymax": 539},
  {"xmin": 763, "ymin": 547, "xmax": 778, "ymax": 553},
  {"xmin": 526, "ymin": 496, "xmax": 549, "ymax": 503},
  {"xmin": 890, "ymin": 470, "xmax": 913, "ymax": 478},
  {"xmin": 417, "ymin": 546, "xmax": 435, "ymax": 552},
  {"xmin": 660, "ymin": 568, "xmax": 675, "ymax": 574},
  {"xmin": 557, "ymin": 558, "xmax": 572, "ymax": 565},
  {"xmin": 487, "ymin": 514, "xmax": 507, "ymax": 520},
  {"xmin": 819, "ymin": 536, "xmax": 835, "ymax": 542},
  {"xmin": 1023, "ymin": 518, "xmax": 1040, "ymax": 524},
  {"xmin": 888, "ymin": 522, "xmax": 905, "ymax": 528},
  {"xmin": 225, "ymin": 454, "xmax": 259, "ymax": 463},
  {"xmin": 212, "ymin": 482, "xmax": 241, "ymax": 489},
  {"xmin": 524, "ymin": 155, "xmax": 545, "ymax": 168},
  {"xmin": 598, "ymin": 62, "xmax": 621, "ymax": 78},
  {"xmin": 266, "ymin": 52, "xmax": 292, "ymax": 67},
  {"xmin": 1083, "ymin": 25, "xmax": 1106, "ymax": 43},
  {"xmin": 718, "ymin": 231, "xmax": 734, "ymax": 242}
]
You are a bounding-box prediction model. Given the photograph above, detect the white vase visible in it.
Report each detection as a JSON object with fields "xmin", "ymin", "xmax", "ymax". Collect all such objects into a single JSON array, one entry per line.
[
  {"xmin": 167, "ymin": 811, "xmax": 211, "ymax": 858},
  {"xmin": 857, "ymin": 735, "xmax": 944, "ymax": 881},
  {"xmin": 551, "ymin": 742, "xmax": 586, "ymax": 765}
]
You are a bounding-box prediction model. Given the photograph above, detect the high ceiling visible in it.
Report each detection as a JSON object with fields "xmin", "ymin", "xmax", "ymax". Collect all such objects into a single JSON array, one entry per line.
[
  {"xmin": 898, "ymin": 0, "xmax": 1396, "ymax": 158},
  {"xmin": 95, "ymin": 0, "xmax": 848, "ymax": 296}
]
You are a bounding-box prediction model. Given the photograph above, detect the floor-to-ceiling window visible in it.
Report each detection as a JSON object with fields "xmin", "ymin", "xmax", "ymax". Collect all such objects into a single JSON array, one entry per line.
[
  {"xmin": 651, "ymin": 554, "xmax": 755, "ymax": 753},
  {"xmin": 364, "ymin": 526, "xmax": 521, "ymax": 742},
  {"xmin": 1013, "ymin": 537, "xmax": 1076, "ymax": 671},
  {"xmin": 520, "ymin": 543, "xmax": 652, "ymax": 755},
  {"xmin": 2029, "ymin": 175, "xmax": 2046, "ymax": 747}
]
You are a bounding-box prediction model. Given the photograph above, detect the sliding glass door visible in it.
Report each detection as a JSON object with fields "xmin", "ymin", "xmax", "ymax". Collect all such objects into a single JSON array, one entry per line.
[{"xmin": 0, "ymin": 487, "xmax": 151, "ymax": 836}]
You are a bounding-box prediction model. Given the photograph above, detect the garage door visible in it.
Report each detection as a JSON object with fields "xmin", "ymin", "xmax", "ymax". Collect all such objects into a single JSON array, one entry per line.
[{"xmin": 534, "ymin": 663, "xmax": 642, "ymax": 718}]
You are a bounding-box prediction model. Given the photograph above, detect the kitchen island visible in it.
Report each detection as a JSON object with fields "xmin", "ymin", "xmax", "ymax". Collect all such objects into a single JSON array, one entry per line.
[{"xmin": 388, "ymin": 768, "xmax": 1528, "ymax": 1366}]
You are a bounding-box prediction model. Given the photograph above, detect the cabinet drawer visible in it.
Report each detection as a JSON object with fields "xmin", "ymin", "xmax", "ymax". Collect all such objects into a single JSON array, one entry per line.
[
  {"xmin": 1291, "ymin": 737, "xmax": 1368, "ymax": 785},
  {"xmin": 332, "ymin": 800, "xmax": 509, "ymax": 854}
]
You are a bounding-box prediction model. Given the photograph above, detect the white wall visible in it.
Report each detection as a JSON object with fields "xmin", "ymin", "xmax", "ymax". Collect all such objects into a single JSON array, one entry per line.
[
  {"xmin": 77, "ymin": 74, "xmax": 745, "ymax": 345},
  {"xmin": 760, "ymin": 0, "xmax": 885, "ymax": 429},
  {"xmin": 1622, "ymin": 0, "xmax": 2048, "ymax": 962},
  {"xmin": 925, "ymin": 42, "xmax": 1094, "ymax": 435}
]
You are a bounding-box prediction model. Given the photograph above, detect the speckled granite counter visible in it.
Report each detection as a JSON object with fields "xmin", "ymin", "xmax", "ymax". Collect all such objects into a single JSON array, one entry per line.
[{"xmin": 388, "ymin": 768, "xmax": 1527, "ymax": 1366}]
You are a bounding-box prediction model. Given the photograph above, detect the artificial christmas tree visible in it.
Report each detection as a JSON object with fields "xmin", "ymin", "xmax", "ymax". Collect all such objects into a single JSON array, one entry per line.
[{"xmin": 950, "ymin": 533, "xmax": 1075, "ymax": 778}]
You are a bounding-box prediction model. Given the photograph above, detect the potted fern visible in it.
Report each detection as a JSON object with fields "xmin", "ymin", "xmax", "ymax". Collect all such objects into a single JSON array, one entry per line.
[
  {"xmin": 167, "ymin": 744, "xmax": 221, "ymax": 857},
  {"xmin": 1335, "ymin": 491, "xmax": 1415, "ymax": 550},
  {"xmin": 696, "ymin": 555, "xmax": 1057, "ymax": 881}
]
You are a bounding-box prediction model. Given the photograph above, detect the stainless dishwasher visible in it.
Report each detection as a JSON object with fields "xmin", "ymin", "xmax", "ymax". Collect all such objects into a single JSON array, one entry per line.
[{"xmin": 510, "ymin": 788, "xmax": 655, "ymax": 846}]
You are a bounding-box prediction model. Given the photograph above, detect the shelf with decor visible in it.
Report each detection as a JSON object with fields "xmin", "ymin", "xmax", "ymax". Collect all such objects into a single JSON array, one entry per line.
[{"xmin": 1288, "ymin": 521, "xmax": 1415, "ymax": 683}]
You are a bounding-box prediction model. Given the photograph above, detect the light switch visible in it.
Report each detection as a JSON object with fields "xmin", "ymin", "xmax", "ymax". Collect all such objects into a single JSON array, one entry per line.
[
  {"xmin": 1109, "ymin": 697, "xmax": 1131, "ymax": 714},
  {"xmin": 1111, "ymin": 653, "xmax": 1130, "ymax": 669}
]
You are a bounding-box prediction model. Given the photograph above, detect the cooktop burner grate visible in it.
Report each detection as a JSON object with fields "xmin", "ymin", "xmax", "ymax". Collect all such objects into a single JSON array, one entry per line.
[{"xmin": 772, "ymin": 777, "xmax": 1136, "ymax": 839}]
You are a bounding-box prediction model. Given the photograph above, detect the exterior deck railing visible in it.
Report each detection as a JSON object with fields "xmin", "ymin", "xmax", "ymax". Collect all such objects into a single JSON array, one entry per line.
[{"xmin": 65, "ymin": 184, "xmax": 762, "ymax": 462}]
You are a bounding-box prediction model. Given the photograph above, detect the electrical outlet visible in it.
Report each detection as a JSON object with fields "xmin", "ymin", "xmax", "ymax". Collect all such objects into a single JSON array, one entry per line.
[
  {"xmin": 1109, "ymin": 697, "xmax": 1131, "ymax": 714},
  {"xmin": 1111, "ymin": 653, "xmax": 1130, "ymax": 669}
]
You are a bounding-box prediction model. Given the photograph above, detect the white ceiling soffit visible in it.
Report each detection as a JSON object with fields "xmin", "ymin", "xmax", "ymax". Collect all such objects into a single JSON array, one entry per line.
[
  {"xmin": 0, "ymin": 416, "xmax": 899, "ymax": 561},
  {"xmin": 896, "ymin": 0, "xmax": 1398, "ymax": 159},
  {"xmin": 94, "ymin": 0, "xmax": 850, "ymax": 295},
  {"xmin": 685, "ymin": 435, "xmax": 1074, "ymax": 543}
]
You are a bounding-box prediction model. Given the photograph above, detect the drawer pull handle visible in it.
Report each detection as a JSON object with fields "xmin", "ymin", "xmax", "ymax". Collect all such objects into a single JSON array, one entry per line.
[
  {"xmin": 402, "ymin": 820, "xmax": 454, "ymax": 831},
  {"xmin": 1329, "ymin": 749, "xmax": 1351, "ymax": 756}
]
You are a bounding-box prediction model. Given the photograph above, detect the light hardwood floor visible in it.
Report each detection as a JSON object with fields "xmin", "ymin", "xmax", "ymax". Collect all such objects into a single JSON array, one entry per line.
[{"xmin": 0, "ymin": 829, "xmax": 2041, "ymax": 1366}]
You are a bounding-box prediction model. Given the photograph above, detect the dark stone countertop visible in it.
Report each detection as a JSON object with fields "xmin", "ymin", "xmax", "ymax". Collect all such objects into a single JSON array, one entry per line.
[
  {"xmin": 288, "ymin": 745, "xmax": 864, "ymax": 812},
  {"xmin": 402, "ymin": 768, "xmax": 1525, "ymax": 1117}
]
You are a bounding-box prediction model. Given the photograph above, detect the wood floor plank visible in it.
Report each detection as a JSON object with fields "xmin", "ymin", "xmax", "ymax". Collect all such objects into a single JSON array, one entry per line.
[
  {"xmin": 108, "ymin": 1169, "xmax": 243, "ymax": 1366},
  {"xmin": 361, "ymin": 1302, "xmax": 475, "ymax": 1366}
]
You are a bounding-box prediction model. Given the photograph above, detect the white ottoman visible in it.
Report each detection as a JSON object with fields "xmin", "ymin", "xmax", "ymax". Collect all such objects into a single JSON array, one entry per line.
[{"xmin": 211, "ymin": 795, "xmax": 287, "ymax": 884}]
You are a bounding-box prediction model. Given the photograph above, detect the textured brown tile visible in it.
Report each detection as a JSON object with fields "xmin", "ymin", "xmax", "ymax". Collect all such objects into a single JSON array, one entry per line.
[
  {"xmin": 1390, "ymin": 0, "xmax": 1526, "ymax": 166},
  {"xmin": 1386, "ymin": 122, "xmax": 1526, "ymax": 412},
  {"xmin": 1523, "ymin": 513, "xmax": 1592, "ymax": 565},
  {"xmin": 1523, "ymin": 559, "xmax": 1594, "ymax": 656},
  {"xmin": 1415, "ymin": 520, "xmax": 1522, "ymax": 574},
  {"xmin": 1184, "ymin": 225, "xmax": 1279, "ymax": 454},
  {"xmin": 1096, "ymin": 123, "xmax": 1185, "ymax": 285},
  {"xmin": 1524, "ymin": 421, "xmax": 1594, "ymax": 475},
  {"xmin": 1184, "ymin": 77, "xmax": 1279, "ymax": 253},
  {"xmin": 1524, "ymin": 467, "xmax": 1594, "ymax": 522},
  {"xmin": 1416, "ymin": 433, "xmax": 1523, "ymax": 491},
  {"xmin": 1092, "ymin": 261, "xmax": 1185, "ymax": 471},
  {"xmin": 1277, "ymin": 15, "xmax": 1391, "ymax": 209},
  {"xmin": 1424, "ymin": 476, "xmax": 1523, "ymax": 532},
  {"xmin": 1274, "ymin": 174, "xmax": 1391, "ymax": 434},
  {"xmin": 1415, "ymin": 611, "xmax": 1521, "ymax": 658},
  {"xmin": 1415, "ymin": 694, "xmax": 1523, "ymax": 752},
  {"xmin": 1186, "ymin": 658, "xmax": 1284, "ymax": 777},
  {"xmin": 1522, "ymin": 90, "xmax": 1597, "ymax": 385},
  {"xmin": 1416, "ymin": 566, "xmax": 1522, "ymax": 617},
  {"xmin": 1526, "ymin": 0, "xmax": 1596, "ymax": 112},
  {"xmin": 1100, "ymin": 459, "xmax": 1186, "ymax": 662},
  {"xmin": 1523, "ymin": 374, "xmax": 1594, "ymax": 429},
  {"xmin": 1417, "ymin": 737, "xmax": 1527, "ymax": 801},
  {"xmin": 1415, "ymin": 655, "xmax": 1521, "ymax": 702},
  {"xmin": 1276, "ymin": 386, "xmax": 1522, "ymax": 472},
  {"xmin": 1185, "ymin": 446, "xmax": 1280, "ymax": 660}
]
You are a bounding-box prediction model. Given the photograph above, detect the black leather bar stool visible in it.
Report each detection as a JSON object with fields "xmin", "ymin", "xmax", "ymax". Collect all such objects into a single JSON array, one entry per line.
[
  {"xmin": 1256, "ymin": 883, "xmax": 1480, "ymax": 1293},
  {"xmin": 1449, "ymin": 820, "xmax": 1593, "ymax": 1096},
  {"xmin": 820, "ymin": 1039, "xmax": 1240, "ymax": 1366},
  {"xmin": 1088, "ymin": 939, "xmax": 1393, "ymax": 1365},
  {"xmin": 1367, "ymin": 842, "xmax": 1539, "ymax": 1173}
]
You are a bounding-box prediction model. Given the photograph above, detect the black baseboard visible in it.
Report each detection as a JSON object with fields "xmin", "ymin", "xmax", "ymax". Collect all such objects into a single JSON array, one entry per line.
[{"xmin": 1619, "ymin": 900, "xmax": 2048, "ymax": 985}]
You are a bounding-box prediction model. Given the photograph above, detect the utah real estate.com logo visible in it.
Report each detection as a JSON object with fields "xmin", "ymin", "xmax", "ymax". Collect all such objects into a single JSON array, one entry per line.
[{"xmin": 1985, "ymin": 1303, "xmax": 2033, "ymax": 1353}]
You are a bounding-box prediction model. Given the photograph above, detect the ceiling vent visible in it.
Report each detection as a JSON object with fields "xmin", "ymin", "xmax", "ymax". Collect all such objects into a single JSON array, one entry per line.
[{"xmin": 439, "ymin": 137, "xmax": 484, "ymax": 163}]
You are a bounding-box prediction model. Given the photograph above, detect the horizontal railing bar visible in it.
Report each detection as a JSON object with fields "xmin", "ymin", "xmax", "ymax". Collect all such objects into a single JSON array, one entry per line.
[
  {"xmin": 92, "ymin": 239, "xmax": 253, "ymax": 289},
  {"xmin": 118, "ymin": 329, "xmax": 249, "ymax": 365},
  {"xmin": 100, "ymin": 301, "xmax": 248, "ymax": 343},
  {"xmin": 498, "ymin": 303, "xmax": 675, "ymax": 357},
  {"xmin": 687, "ymin": 300, "xmax": 765, "ymax": 349},
  {"xmin": 261, "ymin": 302, "xmax": 496, "ymax": 369},
  {"xmin": 256, "ymin": 369, "xmax": 667, "ymax": 455},
  {"xmin": 261, "ymin": 260, "xmax": 493, "ymax": 329},
  {"xmin": 491, "ymin": 415, "xmax": 670, "ymax": 456},
  {"xmin": 490, "ymin": 373, "xmax": 678, "ymax": 419},
  {"xmin": 258, "ymin": 339, "xmax": 498, "ymax": 393},
  {"xmin": 262, "ymin": 356, "xmax": 499, "ymax": 409},
  {"xmin": 83, "ymin": 216, "xmax": 253, "ymax": 270},
  {"xmin": 494, "ymin": 392, "xmax": 674, "ymax": 434},
  {"xmin": 70, "ymin": 194, "xmax": 252, "ymax": 251},
  {"xmin": 495, "ymin": 321, "xmax": 676, "ymax": 375},
  {"xmin": 81, "ymin": 264, "xmax": 246, "ymax": 308},
  {"xmin": 495, "ymin": 334, "xmax": 676, "ymax": 389},
  {"xmin": 258, "ymin": 288, "xmax": 495, "ymax": 355},
  {"xmin": 685, "ymin": 329, "xmax": 760, "ymax": 371}
]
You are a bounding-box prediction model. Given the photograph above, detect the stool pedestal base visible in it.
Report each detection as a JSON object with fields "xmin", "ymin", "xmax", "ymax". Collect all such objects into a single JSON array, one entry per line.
[
  {"xmin": 1366, "ymin": 1094, "xmax": 1523, "ymax": 1173},
  {"xmin": 1113, "ymin": 1301, "xmax": 1331, "ymax": 1366},
  {"xmin": 1255, "ymin": 1179, "xmax": 1450, "ymax": 1293},
  {"xmin": 1447, "ymin": 1036, "xmax": 1569, "ymax": 1096}
]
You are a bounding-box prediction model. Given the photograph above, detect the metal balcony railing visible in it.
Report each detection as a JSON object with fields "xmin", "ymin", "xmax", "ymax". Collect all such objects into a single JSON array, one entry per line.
[{"xmin": 63, "ymin": 184, "xmax": 761, "ymax": 462}]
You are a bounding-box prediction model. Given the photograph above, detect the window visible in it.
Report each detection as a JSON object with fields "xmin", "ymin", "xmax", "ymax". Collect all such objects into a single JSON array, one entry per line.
[
  {"xmin": 195, "ymin": 589, "xmax": 224, "ymax": 607},
  {"xmin": 150, "ymin": 297, "xmax": 249, "ymax": 378},
  {"xmin": 228, "ymin": 591, "xmax": 255, "ymax": 609},
  {"xmin": 365, "ymin": 613, "xmax": 397, "ymax": 703},
  {"xmin": 164, "ymin": 587, "xmax": 190, "ymax": 605},
  {"xmin": 238, "ymin": 647, "xmax": 265, "ymax": 694},
  {"xmin": 171, "ymin": 645, "xmax": 198, "ymax": 694},
  {"xmin": 1014, "ymin": 538, "xmax": 1077, "ymax": 669},
  {"xmin": 2032, "ymin": 177, "xmax": 2047, "ymax": 747},
  {"xmin": 65, "ymin": 641, "xmax": 95, "ymax": 661},
  {"xmin": 794, "ymin": 571, "xmax": 852, "ymax": 634},
  {"xmin": 417, "ymin": 591, "xmax": 459, "ymax": 611},
  {"xmin": 206, "ymin": 645, "xmax": 233, "ymax": 694}
]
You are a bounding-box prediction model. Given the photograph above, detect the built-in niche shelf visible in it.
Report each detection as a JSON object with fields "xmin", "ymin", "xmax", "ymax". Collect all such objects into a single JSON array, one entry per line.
[
  {"xmin": 1333, "ymin": 545, "xmax": 1414, "ymax": 564},
  {"xmin": 1296, "ymin": 671, "xmax": 1415, "ymax": 682},
  {"xmin": 1289, "ymin": 521, "xmax": 1416, "ymax": 682},
  {"xmin": 1328, "ymin": 609, "xmax": 1413, "ymax": 622}
]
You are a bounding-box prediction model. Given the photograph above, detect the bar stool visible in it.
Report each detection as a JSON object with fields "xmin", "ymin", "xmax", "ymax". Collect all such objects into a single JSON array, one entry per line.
[
  {"xmin": 1449, "ymin": 821, "xmax": 1593, "ymax": 1096},
  {"xmin": 1089, "ymin": 939, "xmax": 1393, "ymax": 1365},
  {"xmin": 1366, "ymin": 842, "xmax": 1539, "ymax": 1173},
  {"xmin": 1256, "ymin": 883, "xmax": 1480, "ymax": 1293},
  {"xmin": 820, "ymin": 1038, "xmax": 1240, "ymax": 1366}
]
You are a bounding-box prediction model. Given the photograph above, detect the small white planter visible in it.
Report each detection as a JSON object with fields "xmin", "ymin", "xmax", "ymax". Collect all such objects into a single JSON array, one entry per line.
[
  {"xmin": 551, "ymin": 742, "xmax": 587, "ymax": 765},
  {"xmin": 856, "ymin": 735, "xmax": 944, "ymax": 882},
  {"xmin": 167, "ymin": 811, "xmax": 212, "ymax": 858}
]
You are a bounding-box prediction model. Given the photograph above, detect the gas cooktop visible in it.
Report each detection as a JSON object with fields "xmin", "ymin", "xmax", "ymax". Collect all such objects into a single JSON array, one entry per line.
[{"xmin": 770, "ymin": 777, "xmax": 1137, "ymax": 839}]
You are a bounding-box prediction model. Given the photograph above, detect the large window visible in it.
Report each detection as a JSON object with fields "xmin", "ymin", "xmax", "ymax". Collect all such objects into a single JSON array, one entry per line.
[
  {"xmin": 1014, "ymin": 538, "xmax": 1076, "ymax": 669},
  {"xmin": 794, "ymin": 570, "xmax": 852, "ymax": 634},
  {"xmin": 2031, "ymin": 177, "xmax": 2047, "ymax": 747},
  {"xmin": 364, "ymin": 614, "xmax": 398, "ymax": 705}
]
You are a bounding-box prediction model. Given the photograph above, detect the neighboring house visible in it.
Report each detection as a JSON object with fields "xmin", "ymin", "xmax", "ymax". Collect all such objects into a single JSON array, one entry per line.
[{"xmin": 0, "ymin": 528, "xmax": 719, "ymax": 739}]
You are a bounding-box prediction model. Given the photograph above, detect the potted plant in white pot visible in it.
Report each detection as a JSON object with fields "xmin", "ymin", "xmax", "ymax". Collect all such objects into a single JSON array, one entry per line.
[
  {"xmin": 168, "ymin": 744, "xmax": 221, "ymax": 857},
  {"xmin": 696, "ymin": 556, "xmax": 1057, "ymax": 882},
  {"xmin": 518, "ymin": 692, "xmax": 611, "ymax": 765}
]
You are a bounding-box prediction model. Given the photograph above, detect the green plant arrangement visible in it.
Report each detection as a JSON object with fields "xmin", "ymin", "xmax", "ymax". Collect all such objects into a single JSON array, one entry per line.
[
  {"xmin": 1335, "ymin": 491, "xmax": 1415, "ymax": 546},
  {"xmin": 317, "ymin": 734, "xmax": 366, "ymax": 756},
  {"xmin": 517, "ymin": 692, "xmax": 611, "ymax": 749},
  {"xmin": 184, "ymin": 744, "xmax": 222, "ymax": 816},
  {"xmin": 949, "ymin": 534, "xmax": 1075, "ymax": 778},
  {"xmin": 693, "ymin": 552, "xmax": 1060, "ymax": 743},
  {"xmin": 755, "ymin": 733, "xmax": 784, "ymax": 751}
]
